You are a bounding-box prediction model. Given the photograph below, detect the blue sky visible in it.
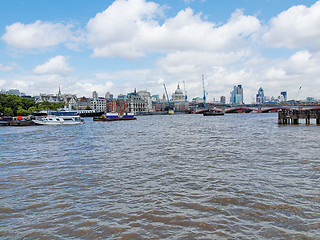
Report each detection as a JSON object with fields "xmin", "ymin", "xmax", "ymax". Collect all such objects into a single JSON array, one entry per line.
[{"xmin": 0, "ymin": 0, "xmax": 319, "ymax": 102}]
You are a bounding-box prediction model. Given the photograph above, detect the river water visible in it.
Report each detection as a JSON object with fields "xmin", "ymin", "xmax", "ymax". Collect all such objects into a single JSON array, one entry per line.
[{"xmin": 0, "ymin": 113, "xmax": 319, "ymax": 239}]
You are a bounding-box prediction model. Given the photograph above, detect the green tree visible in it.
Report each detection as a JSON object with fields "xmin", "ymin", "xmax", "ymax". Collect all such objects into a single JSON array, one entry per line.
[
  {"xmin": 4, "ymin": 107, "xmax": 14, "ymax": 116},
  {"xmin": 85, "ymin": 106, "xmax": 91, "ymax": 110},
  {"xmin": 38, "ymin": 104, "xmax": 50, "ymax": 111},
  {"xmin": 17, "ymin": 107, "xmax": 27, "ymax": 116},
  {"xmin": 38, "ymin": 101, "xmax": 64, "ymax": 111},
  {"xmin": 22, "ymin": 97, "xmax": 35, "ymax": 110},
  {"xmin": 6, "ymin": 95, "xmax": 23, "ymax": 110},
  {"xmin": 28, "ymin": 106, "xmax": 38, "ymax": 115},
  {"xmin": 0, "ymin": 94, "xmax": 37, "ymax": 116}
]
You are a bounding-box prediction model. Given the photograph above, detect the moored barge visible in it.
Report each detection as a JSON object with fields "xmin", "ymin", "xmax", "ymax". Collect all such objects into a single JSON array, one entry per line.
[
  {"xmin": 0, "ymin": 116, "xmax": 35, "ymax": 126},
  {"xmin": 93, "ymin": 113, "xmax": 136, "ymax": 121}
]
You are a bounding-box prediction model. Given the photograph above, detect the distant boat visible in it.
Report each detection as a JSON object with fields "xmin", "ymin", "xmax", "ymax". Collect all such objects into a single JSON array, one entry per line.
[
  {"xmin": 0, "ymin": 117, "xmax": 13, "ymax": 126},
  {"xmin": 195, "ymin": 109, "xmax": 209, "ymax": 114},
  {"xmin": 168, "ymin": 109, "xmax": 174, "ymax": 115},
  {"xmin": 0, "ymin": 116, "xmax": 35, "ymax": 126},
  {"xmin": 93, "ymin": 113, "xmax": 137, "ymax": 121},
  {"xmin": 203, "ymin": 111, "xmax": 224, "ymax": 116}
]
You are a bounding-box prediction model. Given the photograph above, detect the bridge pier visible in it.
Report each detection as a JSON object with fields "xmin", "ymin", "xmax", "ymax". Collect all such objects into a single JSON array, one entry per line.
[{"xmin": 278, "ymin": 109, "xmax": 320, "ymax": 125}]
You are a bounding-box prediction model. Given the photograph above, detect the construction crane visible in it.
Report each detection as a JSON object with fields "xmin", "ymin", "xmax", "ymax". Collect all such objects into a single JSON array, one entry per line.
[
  {"xmin": 183, "ymin": 81, "xmax": 187, "ymax": 102},
  {"xmin": 163, "ymin": 84, "xmax": 174, "ymax": 114},
  {"xmin": 296, "ymin": 86, "xmax": 302, "ymax": 101},
  {"xmin": 202, "ymin": 74, "xmax": 206, "ymax": 108},
  {"xmin": 163, "ymin": 84, "xmax": 171, "ymax": 108}
]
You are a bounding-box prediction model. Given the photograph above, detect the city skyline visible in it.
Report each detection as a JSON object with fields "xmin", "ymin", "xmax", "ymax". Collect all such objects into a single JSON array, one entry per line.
[
  {"xmin": 0, "ymin": 0, "xmax": 319, "ymax": 102},
  {"xmin": 3, "ymin": 85, "xmax": 312, "ymax": 105}
]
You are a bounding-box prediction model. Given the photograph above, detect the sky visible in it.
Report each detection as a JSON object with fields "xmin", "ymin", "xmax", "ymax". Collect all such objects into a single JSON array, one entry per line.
[{"xmin": 0, "ymin": 0, "xmax": 319, "ymax": 103}]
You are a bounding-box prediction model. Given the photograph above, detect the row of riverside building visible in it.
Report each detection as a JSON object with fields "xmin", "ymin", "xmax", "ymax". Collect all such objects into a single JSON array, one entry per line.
[
  {"xmin": 4, "ymin": 84, "xmax": 314, "ymax": 112},
  {"xmin": 35, "ymin": 85, "xmax": 190, "ymax": 114}
]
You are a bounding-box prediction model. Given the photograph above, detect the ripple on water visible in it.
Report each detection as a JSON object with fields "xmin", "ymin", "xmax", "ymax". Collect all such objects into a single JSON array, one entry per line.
[{"xmin": 0, "ymin": 114, "xmax": 319, "ymax": 239}]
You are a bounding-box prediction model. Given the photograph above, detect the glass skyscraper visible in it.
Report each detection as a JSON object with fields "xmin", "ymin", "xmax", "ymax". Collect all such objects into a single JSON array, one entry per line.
[
  {"xmin": 230, "ymin": 85, "xmax": 243, "ymax": 104},
  {"xmin": 256, "ymin": 87, "xmax": 265, "ymax": 104}
]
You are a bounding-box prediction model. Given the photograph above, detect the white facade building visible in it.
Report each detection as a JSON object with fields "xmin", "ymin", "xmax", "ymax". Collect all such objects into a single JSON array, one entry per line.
[
  {"xmin": 127, "ymin": 90, "xmax": 146, "ymax": 113},
  {"xmin": 91, "ymin": 98, "xmax": 106, "ymax": 112},
  {"xmin": 138, "ymin": 90, "xmax": 153, "ymax": 112}
]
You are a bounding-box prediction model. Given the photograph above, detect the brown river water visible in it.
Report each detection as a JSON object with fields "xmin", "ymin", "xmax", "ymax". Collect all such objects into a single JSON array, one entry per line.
[{"xmin": 0, "ymin": 113, "xmax": 319, "ymax": 239}]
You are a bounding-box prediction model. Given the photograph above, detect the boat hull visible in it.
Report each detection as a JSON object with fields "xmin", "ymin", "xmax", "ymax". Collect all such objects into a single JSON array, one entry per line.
[
  {"xmin": 33, "ymin": 120, "xmax": 83, "ymax": 125},
  {"xmin": 203, "ymin": 112, "xmax": 224, "ymax": 116},
  {"xmin": 0, "ymin": 117, "xmax": 35, "ymax": 126},
  {"xmin": 8, "ymin": 120, "xmax": 35, "ymax": 126},
  {"xmin": 93, "ymin": 117, "xmax": 137, "ymax": 121}
]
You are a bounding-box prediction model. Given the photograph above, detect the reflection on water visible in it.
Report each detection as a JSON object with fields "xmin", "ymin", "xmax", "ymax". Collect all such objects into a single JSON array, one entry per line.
[{"xmin": 1, "ymin": 113, "xmax": 319, "ymax": 239}]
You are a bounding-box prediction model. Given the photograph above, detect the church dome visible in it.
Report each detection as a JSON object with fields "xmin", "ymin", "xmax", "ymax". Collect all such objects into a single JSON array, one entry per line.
[
  {"xmin": 175, "ymin": 88, "xmax": 183, "ymax": 94},
  {"xmin": 175, "ymin": 84, "xmax": 183, "ymax": 95}
]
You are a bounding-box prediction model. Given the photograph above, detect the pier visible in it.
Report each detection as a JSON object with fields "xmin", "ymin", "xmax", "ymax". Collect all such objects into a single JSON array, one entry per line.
[{"xmin": 278, "ymin": 108, "xmax": 320, "ymax": 125}]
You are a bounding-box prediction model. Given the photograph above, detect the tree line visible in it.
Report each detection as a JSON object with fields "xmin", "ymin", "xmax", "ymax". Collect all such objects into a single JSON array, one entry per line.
[{"xmin": 0, "ymin": 94, "xmax": 65, "ymax": 116}]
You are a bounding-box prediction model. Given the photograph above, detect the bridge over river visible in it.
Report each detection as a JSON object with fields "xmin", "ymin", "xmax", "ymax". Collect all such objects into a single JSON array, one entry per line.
[
  {"xmin": 196, "ymin": 106, "xmax": 320, "ymax": 114},
  {"xmin": 196, "ymin": 106, "xmax": 320, "ymax": 125}
]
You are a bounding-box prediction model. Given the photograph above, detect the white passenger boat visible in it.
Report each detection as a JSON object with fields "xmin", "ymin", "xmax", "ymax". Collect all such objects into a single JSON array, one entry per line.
[{"xmin": 33, "ymin": 111, "xmax": 83, "ymax": 125}]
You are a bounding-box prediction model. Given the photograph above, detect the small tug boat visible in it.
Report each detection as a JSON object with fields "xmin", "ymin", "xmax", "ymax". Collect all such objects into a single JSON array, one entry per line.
[{"xmin": 93, "ymin": 113, "xmax": 136, "ymax": 121}]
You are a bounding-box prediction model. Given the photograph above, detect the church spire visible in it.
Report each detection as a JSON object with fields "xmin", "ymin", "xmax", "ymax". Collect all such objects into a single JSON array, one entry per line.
[{"xmin": 58, "ymin": 86, "xmax": 61, "ymax": 98}]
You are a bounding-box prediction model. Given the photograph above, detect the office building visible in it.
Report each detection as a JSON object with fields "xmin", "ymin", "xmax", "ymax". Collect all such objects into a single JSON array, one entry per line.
[
  {"xmin": 256, "ymin": 87, "xmax": 265, "ymax": 104},
  {"xmin": 280, "ymin": 91, "xmax": 287, "ymax": 102},
  {"xmin": 230, "ymin": 85, "xmax": 243, "ymax": 104}
]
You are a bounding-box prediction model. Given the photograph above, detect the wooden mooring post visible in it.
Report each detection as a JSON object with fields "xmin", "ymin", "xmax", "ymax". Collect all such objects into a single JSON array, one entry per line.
[{"xmin": 278, "ymin": 109, "xmax": 320, "ymax": 125}]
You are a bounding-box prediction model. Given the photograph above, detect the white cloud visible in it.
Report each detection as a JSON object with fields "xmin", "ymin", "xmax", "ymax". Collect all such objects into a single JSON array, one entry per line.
[
  {"xmin": 0, "ymin": 77, "xmax": 36, "ymax": 93},
  {"xmin": 263, "ymin": 1, "xmax": 320, "ymax": 51},
  {"xmin": 86, "ymin": 0, "xmax": 261, "ymax": 58},
  {"xmin": 73, "ymin": 81, "xmax": 114, "ymax": 97},
  {"xmin": 284, "ymin": 50, "xmax": 319, "ymax": 75},
  {"xmin": 0, "ymin": 64, "xmax": 13, "ymax": 71},
  {"xmin": 157, "ymin": 49, "xmax": 251, "ymax": 76},
  {"xmin": 0, "ymin": 74, "xmax": 114, "ymax": 98},
  {"xmin": 83, "ymin": 0, "xmax": 319, "ymax": 101},
  {"xmin": 86, "ymin": 0, "xmax": 162, "ymax": 58},
  {"xmin": 2, "ymin": 20, "xmax": 81, "ymax": 49},
  {"xmin": 265, "ymin": 67, "xmax": 287, "ymax": 80},
  {"xmin": 33, "ymin": 55, "xmax": 72, "ymax": 75},
  {"xmin": 3, "ymin": 0, "xmax": 320, "ymax": 102},
  {"xmin": 237, "ymin": 49, "xmax": 320, "ymax": 101},
  {"xmin": 95, "ymin": 69, "xmax": 150, "ymax": 81},
  {"xmin": 95, "ymin": 68, "xmax": 157, "ymax": 93}
]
